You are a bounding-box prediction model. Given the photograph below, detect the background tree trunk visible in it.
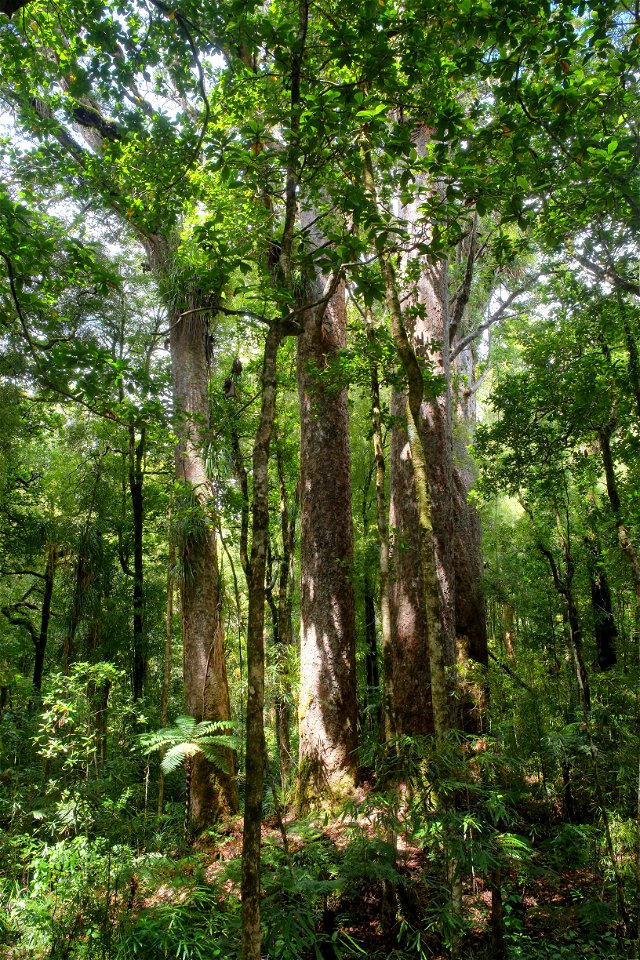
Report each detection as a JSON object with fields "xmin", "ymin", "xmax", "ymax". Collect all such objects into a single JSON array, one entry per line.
[
  {"xmin": 297, "ymin": 272, "xmax": 358, "ymax": 806},
  {"xmin": 166, "ymin": 279, "xmax": 237, "ymax": 826},
  {"xmin": 242, "ymin": 322, "xmax": 281, "ymax": 960},
  {"xmin": 33, "ymin": 543, "xmax": 56, "ymax": 693},
  {"xmin": 129, "ymin": 424, "xmax": 146, "ymax": 700},
  {"xmin": 586, "ymin": 539, "xmax": 617, "ymax": 671},
  {"xmin": 451, "ymin": 334, "xmax": 488, "ymax": 731}
]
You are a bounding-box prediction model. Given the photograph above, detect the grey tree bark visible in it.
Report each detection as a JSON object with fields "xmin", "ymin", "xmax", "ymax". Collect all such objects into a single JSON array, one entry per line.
[
  {"xmin": 297, "ymin": 237, "xmax": 359, "ymax": 805},
  {"xmin": 170, "ymin": 297, "xmax": 238, "ymax": 827},
  {"xmin": 451, "ymin": 308, "xmax": 488, "ymax": 731},
  {"xmin": 241, "ymin": 322, "xmax": 282, "ymax": 960},
  {"xmin": 145, "ymin": 236, "xmax": 237, "ymax": 826},
  {"xmin": 388, "ymin": 130, "xmax": 456, "ymax": 732}
]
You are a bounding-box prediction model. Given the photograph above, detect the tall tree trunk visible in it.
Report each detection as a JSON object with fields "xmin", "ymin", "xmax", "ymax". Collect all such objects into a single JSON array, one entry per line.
[
  {"xmin": 451, "ymin": 330, "xmax": 488, "ymax": 731},
  {"xmin": 33, "ymin": 543, "xmax": 56, "ymax": 692},
  {"xmin": 388, "ymin": 402, "xmax": 434, "ymax": 736},
  {"xmin": 534, "ymin": 523, "xmax": 591, "ymax": 714},
  {"xmin": 600, "ymin": 425, "xmax": 640, "ymax": 601},
  {"xmin": 360, "ymin": 458, "xmax": 381, "ymax": 734},
  {"xmin": 63, "ymin": 543, "xmax": 89, "ymax": 674},
  {"xmin": 158, "ymin": 529, "xmax": 175, "ymax": 816},
  {"xmin": 129, "ymin": 423, "xmax": 146, "ymax": 700},
  {"xmin": 403, "ymin": 255, "xmax": 456, "ymax": 662},
  {"xmin": 565, "ymin": 578, "xmax": 591, "ymax": 714},
  {"xmin": 63, "ymin": 460, "xmax": 104, "ymax": 673},
  {"xmin": 363, "ymin": 143, "xmax": 453, "ymax": 736},
  {"xmin": 242, "ymin": 322, "xmax": 282, "ymax": 960},
  {"xmin": 365, "ymin": 312, "xmax": 399, "ymax": 927},
  {"xmin": 387, "ymin": 127, "xmax": 457, "ymax": 735},
  {"xmin": 586, "ymin": 539, "xmax": 618, "ymax": 671},
  {"xmin": 297, "ymin": 267, "xmax": 359, "ymax": 806},
  {"xmin": 503, "ymin": 605, "xmax": 516, "ymax": 660},
  {"xmin": 274, "ymin": 435, "xmax": 296, "ymax": 788},
  {"xmin": 366, "ymin": 315, "xmax": 395, "ymax": 741},
  {"xmin": 156, "ymin": 257, "xmax": 237, "ymax": 824}
]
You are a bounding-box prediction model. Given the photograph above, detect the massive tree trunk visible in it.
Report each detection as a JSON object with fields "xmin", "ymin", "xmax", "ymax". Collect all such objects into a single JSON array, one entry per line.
[
  {"xmin": 129, "ymin": 424, "xmax": 146, "ymax": 700},
  {"xmin": 171, "ymin": 301, "xmax": 238, "ymax": 825},
  {"xmin": 363, "ymin": 143, "xmax": 452, "ymax": 736},
  {"xmin": 388, "ymin": 410, "xmax": 434, "ymax": 736},
  {"xmin": 451, "ymin": 326, "xmax": 488, "ymax": 731},
  {"xmin": 242, "ymin": 322, "xmax": 282, "ymax": 960},
  {"xmin": 389, "ymin": 163, "xmax": 490, "ymax": 734},
  {"xmin": 388, "ymin": 135, "xmax": 456, "ymax": 732},
  {"xmin": 33, "ymin": 543, "xmax": 56, "ymax": 692},
  {"xmin": 386, "ymin": 137, "xmax": 493, "ymax": 738},
  {"xmin": 297, "ymin": 270, "xmax": 359, "ymax": 805},
  {"xmin": 145, "ymin": 234, "xmax": 237, "ymax": 826}
]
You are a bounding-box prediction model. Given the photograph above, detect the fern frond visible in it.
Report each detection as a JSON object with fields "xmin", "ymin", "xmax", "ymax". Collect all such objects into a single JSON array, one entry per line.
[
  {"xmin": 139, "ymin": 715, "xmax": 238, "ymax": 776},
  {"xmin": 161, "ymin": 743, "xmax": 199, "ymax": 774}
]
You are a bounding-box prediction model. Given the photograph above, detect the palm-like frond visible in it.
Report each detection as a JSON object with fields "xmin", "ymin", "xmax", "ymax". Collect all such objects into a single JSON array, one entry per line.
[
  {"xmin": 161, "ymin": 742, "xmax": 199, "ymax": 774},
  {"xmin": 139, "ymin": 716, "xmax": 238, "ymax": 776}
]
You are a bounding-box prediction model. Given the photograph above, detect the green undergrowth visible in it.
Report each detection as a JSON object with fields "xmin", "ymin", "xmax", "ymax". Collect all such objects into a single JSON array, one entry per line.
[
  {"xmin": 1, "ymin": 802, "xmax": 629, "ymax": 960},
  {"xmin": 0, "ymin": 715, "xmax": 632, "ymax": 960}
]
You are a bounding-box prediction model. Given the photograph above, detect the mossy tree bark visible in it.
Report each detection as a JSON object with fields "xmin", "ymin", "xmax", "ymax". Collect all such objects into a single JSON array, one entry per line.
[
  {"xmin": 33, "ymin": 543, "xmax": 56, "ymax": 693},
  {"xmin": 450, "ymin": 289, "xmax": 488, "ymax": 731},
  {"xmin": 366, "ymin": 312, "xmax": 395, "ymax": 742},
  {"xmin": 169, "ymin": 296, "xmax": 238, "ymax": 827},
  {"xmin": 297, "ymin": 268, "xmax": 359, "ymax": 805},
  {"xmin": 241, "ymin": 322, "xmax": 282, "ymax": 960},
  {"xmin": 362, "ymin": 143, "xmax": 452, "ymax": 737}
]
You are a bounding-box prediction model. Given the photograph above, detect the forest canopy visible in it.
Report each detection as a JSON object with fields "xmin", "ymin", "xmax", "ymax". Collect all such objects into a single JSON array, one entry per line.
[{"xmin": 0, "ymin": 0, "xmax": 639, "ymax": 958}]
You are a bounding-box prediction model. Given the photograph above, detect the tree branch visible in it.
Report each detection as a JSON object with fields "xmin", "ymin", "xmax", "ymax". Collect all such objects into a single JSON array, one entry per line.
[
  {"xmin": 0, "ymin": 250, "xmax": 126, "ymax": 424},
  {"xmin": 449, "ymin": 215, "xmax": 478, "ymax": 341},
  {"xmin": 488, "ymin": 651, "xmax": 534, "ymax": 693},
  {"xmin": 450, "ymin": 277, "xmax": 537, "ymax": 361},
  {"xmin": 0, "ymin": 0, "xmax": 30, "ymax": 17},
  {"xmin": 573, "ymin": 253, "xmax": 640, "ymax": 297},
  {"xmin": 0, "ymin": 569, "xmax": 46, "ymax": 579}
]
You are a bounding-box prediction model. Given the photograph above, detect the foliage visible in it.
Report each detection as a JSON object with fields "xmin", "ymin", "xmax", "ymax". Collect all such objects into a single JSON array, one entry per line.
[
  {"xmin": 0, "ymin": 0, "xmax": 638, "ymax": 955},
  {"xmin": 140, "ymin": 715, "xmax": 238, "ymax": 777}
]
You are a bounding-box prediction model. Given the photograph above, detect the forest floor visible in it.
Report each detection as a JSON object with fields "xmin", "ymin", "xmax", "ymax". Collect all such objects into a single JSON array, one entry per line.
[
  {"xmin": 3, "ymin": 785, "xmax": 626, "ymax": 959},
  {"xmin": 125, "ymin": 799, "xmax": 624, "ymax": 960}
]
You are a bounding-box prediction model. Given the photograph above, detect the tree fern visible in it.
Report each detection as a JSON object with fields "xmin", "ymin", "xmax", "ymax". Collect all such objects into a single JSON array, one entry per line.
[
  {"xmin": 140, "ymin": 716, "xmax": 238, "ymax": 832},
  {"xmin": 140, "ymin": 716, "xmax": 238, "ymax": 776}
]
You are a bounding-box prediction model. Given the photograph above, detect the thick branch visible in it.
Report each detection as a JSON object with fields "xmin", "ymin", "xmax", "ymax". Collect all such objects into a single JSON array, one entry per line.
[
  {"xmin": 450, "ymin": 278, "xmax": 537, "ymax": 361},
  {"xmin": 449, "ymin": 216, "xmax": 478, "ymax": 340},
  {"xmin": 0, "ymin": 0, "xmax": 30, "ymax": 17},
  {"xmin": 488, "ymin": 651, "xmax": 534, "ymax": 693},
  {"xmin": 573, "ymin": 253, "xmax": 640, "ymax": 297},
  {"xmin": 279, "ymin": 0, "xmax": 309, "ymax": 281}
]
